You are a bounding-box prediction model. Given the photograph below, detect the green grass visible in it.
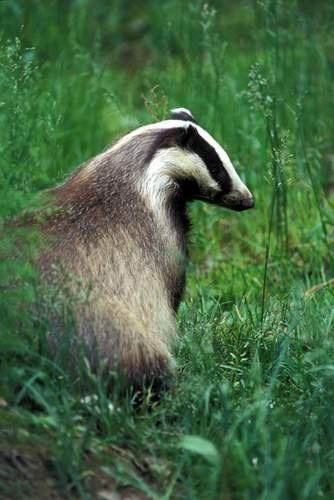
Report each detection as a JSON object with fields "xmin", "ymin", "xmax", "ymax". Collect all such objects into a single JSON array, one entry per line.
[{"xmin": 0, "ymin": 1, "xmax": 334, "ymax": 498}]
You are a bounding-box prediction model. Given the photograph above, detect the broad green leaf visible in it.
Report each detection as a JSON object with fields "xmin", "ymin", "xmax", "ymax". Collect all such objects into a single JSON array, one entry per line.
[{"xmin": 179, "ymin": 435, "xmax": 220, "ymax": 467}]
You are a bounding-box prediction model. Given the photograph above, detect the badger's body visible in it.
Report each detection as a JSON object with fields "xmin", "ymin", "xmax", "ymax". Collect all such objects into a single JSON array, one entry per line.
[{"xmin": 39, "ymin": 108, "xmax": 254, "ymax": 386}]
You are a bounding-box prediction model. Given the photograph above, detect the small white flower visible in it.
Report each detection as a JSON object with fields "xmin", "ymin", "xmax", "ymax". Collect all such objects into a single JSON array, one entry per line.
[{"xmin": 80, "ymin": 394, "xmax": 114, "ymax": 413}]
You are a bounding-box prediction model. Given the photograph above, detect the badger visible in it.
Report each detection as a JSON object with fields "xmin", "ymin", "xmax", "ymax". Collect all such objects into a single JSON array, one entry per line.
[{"xmin": 37, "ymin": 107, "xmax": 254, "ymax": 388}]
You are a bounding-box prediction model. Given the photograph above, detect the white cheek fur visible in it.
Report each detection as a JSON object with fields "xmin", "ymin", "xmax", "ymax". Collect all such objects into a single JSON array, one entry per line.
[{"xmin": 139, "ymin": 147, "xmax": 220, "ymax": 212}]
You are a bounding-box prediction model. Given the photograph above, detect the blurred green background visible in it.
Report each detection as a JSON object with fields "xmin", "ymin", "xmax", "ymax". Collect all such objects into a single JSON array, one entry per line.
[{"xmin": 0, "ymin": 1, "xmax": 334, "ymax": 499}]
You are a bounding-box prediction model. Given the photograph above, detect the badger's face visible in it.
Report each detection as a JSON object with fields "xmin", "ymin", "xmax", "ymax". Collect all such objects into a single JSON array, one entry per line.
[{"xmin": 144, "ymin": 108, "xmax": 254, "ymax": 212}]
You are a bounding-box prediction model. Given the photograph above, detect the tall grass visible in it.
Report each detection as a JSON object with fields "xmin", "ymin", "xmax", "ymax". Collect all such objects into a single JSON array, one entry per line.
[{"xmin": 0, "ymin": 1, "xmax": 334, "ymax": 498}]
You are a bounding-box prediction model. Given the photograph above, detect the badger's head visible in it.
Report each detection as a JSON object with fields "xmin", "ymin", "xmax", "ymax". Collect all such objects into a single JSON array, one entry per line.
[{"xmin": 135, "ymin": 107, "xmax": 254, "ymax": 213}]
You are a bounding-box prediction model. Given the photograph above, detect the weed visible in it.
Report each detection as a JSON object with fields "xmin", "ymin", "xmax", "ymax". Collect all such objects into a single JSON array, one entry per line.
[{"xmin": 0, "ymin": 1, "xmax": 333, "ymax": 498}]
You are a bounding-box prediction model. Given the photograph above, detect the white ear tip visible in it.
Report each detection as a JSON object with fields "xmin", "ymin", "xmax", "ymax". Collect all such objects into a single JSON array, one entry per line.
[{"xmin": 170, "ymin": 107, "xmax": 194, "ymax": 119}]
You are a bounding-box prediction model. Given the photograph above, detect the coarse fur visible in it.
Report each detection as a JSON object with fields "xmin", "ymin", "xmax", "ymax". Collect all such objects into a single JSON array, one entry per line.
[{"xmin": 36, "ymin": 109, "xmax": 254, "ymax": 388}]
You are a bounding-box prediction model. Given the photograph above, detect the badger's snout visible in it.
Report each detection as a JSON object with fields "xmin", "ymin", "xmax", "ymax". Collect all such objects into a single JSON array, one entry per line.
[
  {"xmin": 232, "ymin": 195, "xmax": 255, "ymax": 211},
  {"xmin": 219, "ymin": 190, "xmax": 255, "ymax": 212}
]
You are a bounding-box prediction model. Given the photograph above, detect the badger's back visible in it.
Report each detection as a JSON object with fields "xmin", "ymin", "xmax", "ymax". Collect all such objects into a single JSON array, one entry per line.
[{"xmin": 39, "ymin": 129, "xmax": 188, "ymax": 385}]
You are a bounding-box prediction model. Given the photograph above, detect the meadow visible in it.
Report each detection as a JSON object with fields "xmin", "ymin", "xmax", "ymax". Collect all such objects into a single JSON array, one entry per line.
[{"xmin": 0, "ymin": 1, "xmax": 334, "ymax": 498}]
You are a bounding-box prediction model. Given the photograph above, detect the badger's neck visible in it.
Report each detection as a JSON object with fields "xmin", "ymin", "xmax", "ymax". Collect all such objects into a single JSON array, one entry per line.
[
  {"xmin": 137, "ymin": 152, "xmax": 193, "ymax": 311},
  {"xmin": 138, "ymin": 148, "xmax": 192, "ymax": 248}
]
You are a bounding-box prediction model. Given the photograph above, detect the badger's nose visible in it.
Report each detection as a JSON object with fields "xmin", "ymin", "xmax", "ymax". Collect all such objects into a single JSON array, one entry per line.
[
  {"xmin": 240, "ymin": 196, "xmax": 255, "ymax": 210},
  {"xmin": 230, "ymin": 196, "xmax": 255, "ymax": 211},
  {"xmin": 219, "ymin": 190, "xmax": 255, "ymax": 212}
]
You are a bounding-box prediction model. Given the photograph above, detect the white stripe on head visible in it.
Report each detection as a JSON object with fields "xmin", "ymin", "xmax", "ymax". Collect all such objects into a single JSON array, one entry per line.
[
  {"xmin": 108, "ymin": 120, "xmax": 189, "ymax": 154},
  {"xmin": 170, "ymin": 108, "xmax": 195, "ymax": 120}
]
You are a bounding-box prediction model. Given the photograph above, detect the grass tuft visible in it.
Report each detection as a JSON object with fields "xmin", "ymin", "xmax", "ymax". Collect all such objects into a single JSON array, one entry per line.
[{"xmin": 0, "ymin": 1, "xmax": 334, "ymax": 498}]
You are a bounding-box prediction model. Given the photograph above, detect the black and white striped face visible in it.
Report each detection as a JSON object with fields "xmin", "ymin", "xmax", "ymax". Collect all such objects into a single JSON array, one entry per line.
[
  {"xmin": 138, "ymin": 108, "xmax": 254, "ymax": 212},
  {"xmin": 168, "ymin": 108, "xmax": 254, "ymax": 211},
  {"xmin": 110, "ymin": 108, "xmax": 254, "ymax": 213}
]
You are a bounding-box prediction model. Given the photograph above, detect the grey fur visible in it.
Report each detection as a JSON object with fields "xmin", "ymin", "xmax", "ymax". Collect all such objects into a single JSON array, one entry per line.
[{"xmin": 37, "ymin": 116, "xmax": 253, "ymax": 388}]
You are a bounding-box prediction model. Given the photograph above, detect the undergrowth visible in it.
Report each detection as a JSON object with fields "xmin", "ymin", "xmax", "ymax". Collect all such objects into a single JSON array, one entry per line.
[{"xmin": 0, "ymin": 1, "xmax": 333, "ymax": 499}]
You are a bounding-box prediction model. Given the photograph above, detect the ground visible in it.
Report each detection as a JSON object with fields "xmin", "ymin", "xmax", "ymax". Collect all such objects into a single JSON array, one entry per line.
[{"xmin": 0, "ymin": 1, "xmax": 334, "ymax": 498}]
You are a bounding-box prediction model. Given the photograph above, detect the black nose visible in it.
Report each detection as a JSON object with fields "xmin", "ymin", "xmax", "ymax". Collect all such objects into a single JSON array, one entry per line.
[
  {"xmin": 241, "ymin": 196, "xmax": 255, "ymax": 210},
  {"xmin": 233, "ymin": 197, "xmax": 255, "ymax": 211}
]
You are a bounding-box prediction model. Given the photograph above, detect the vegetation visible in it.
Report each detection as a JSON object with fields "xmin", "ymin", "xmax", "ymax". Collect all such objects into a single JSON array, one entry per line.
[{"xmin": 0, "ymin": 1, "xmax": 334, "ymax": 498}]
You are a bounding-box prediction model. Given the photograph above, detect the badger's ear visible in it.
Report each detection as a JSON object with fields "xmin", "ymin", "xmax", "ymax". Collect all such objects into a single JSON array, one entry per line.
[{"xmin": 170, "ymin": 107, "xmax": 197, "ymax": 123}]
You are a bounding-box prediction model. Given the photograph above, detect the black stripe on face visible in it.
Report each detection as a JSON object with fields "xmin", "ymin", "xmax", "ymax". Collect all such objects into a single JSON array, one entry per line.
[
  {"xmin": 146, "ymin": 127, "xmax": 189, "ymax": 163},
  {"xmin": 185, "ymin": 125, "xmax": 232, "ymax": 195},
  {"xmin": 147, "ymin": 124, "xmax": 231, "ymax": 196}
]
